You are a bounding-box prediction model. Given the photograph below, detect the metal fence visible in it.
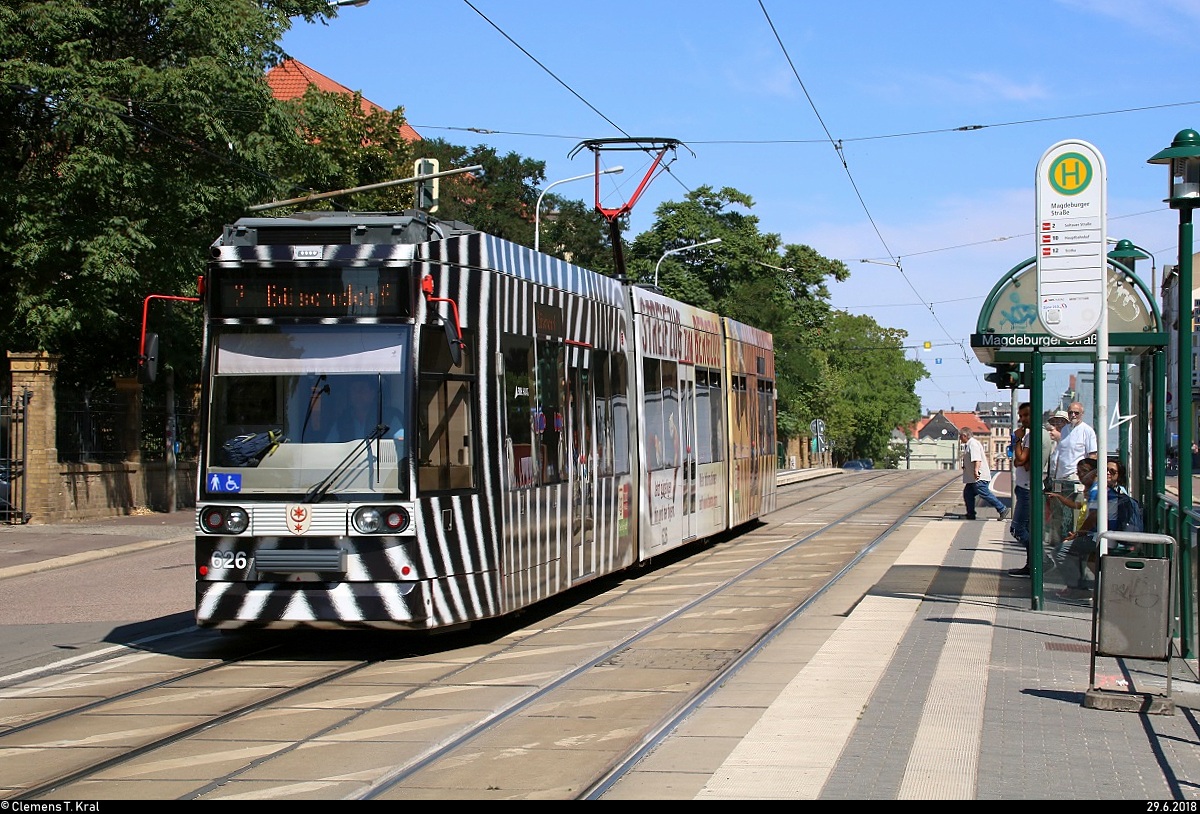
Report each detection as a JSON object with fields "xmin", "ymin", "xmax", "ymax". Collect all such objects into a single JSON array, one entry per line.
[
  {"xmin": 55, "ymin": 383, "xmax": 198, "ymax": 464},
  {"xmin": 56, "ymin": 385, "xmax": 126, "ymax": 463},
  {"xmin": 2, "ymin": 389, "xmax": 30, "ymax": 524}
]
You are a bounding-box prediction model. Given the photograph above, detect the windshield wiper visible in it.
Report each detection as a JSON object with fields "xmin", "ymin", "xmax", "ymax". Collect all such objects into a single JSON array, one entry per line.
[
  {"xmin": 300, "ymin": 375, "xmax": 329, "ymax": 443},
  {"xmin": 302, "ymin": 424, "xmax": 389, "ymax": 504}
]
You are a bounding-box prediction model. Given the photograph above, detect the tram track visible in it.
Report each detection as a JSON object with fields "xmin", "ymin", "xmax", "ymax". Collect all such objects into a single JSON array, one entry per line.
[
  {"xmin": 3, "ymin": 470, "xmax": 956, "ymax": 800},
  {"xmin": 365, "ymin": 470, "xmax": 954, "ymax": 800}
]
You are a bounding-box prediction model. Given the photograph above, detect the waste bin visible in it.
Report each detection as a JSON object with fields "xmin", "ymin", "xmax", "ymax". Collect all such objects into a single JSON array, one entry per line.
[
  {"xmin": 1096, "ymin": 553, "xmax": 1172, "ymax": 659},
  {"xmin": 1086, "ymin": 530, "xmax": 1176, "ymax": 714}
]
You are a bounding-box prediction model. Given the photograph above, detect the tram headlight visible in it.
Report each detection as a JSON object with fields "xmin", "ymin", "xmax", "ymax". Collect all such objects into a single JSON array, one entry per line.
[
  {"xmin": 352, "ymin": 506, "xmax": 409, "ymax": 534},
  {"xmin": 200, "ymin": 506, "xmax": 249, "ymax": 534},
  {"xmin": 354, "ymin": 507, "xmax": 383, "ymax": 533}
]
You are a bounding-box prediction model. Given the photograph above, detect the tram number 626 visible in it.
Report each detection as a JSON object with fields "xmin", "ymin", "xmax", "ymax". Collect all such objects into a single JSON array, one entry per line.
[{"xmin": 211, "ymin": 551, "xmax": 251, "ymax": 570}]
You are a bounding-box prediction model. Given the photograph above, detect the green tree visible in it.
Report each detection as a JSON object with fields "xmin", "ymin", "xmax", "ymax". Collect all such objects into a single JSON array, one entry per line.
[
  {"xmin": 536, "ymin": 195, "xmax": 616, "ymax": 276},
  {"xmin": 271, "ymin": 86, "xmax": 417, "ymax": 211},
  {"xmin": 0, "ymin": 0, "xmax": 333, "ymax": 389},
  {"xmin": 627, "ymin": 185, "xmax": 854, "ymax": 448},
  {"xmin": 409, "ymin": 138, "xmax": 546, "ymax": 245},
  {"xmin": 821, "ymin": 311, "xmax": 926, "ymax": 466}
]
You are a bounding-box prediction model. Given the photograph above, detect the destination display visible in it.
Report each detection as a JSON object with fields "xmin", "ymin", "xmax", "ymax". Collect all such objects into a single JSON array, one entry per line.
[{"xmin": 212, "ymin": 267, "xmax": 412, "ymax": 318}]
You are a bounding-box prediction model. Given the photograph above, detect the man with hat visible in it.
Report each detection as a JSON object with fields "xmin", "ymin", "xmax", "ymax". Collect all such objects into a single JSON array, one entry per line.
[{"xmin": 1046, "ymin": 402, "xmax": 1098, "ymax": 556}]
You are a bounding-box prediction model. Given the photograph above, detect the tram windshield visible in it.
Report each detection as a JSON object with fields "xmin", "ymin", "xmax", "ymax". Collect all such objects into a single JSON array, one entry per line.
[{"xmin": 204, "ymin": 325, "xmax": 412, "ymax": 497}]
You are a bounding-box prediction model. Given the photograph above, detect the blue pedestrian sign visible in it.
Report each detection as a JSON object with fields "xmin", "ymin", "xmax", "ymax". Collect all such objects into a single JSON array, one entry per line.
[{"xmin": 207, "ymin": 472, "xmax": 242, "ymax": 493}]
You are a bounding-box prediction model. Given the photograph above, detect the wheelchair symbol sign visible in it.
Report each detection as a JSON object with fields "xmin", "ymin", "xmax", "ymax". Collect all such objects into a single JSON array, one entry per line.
[{"xmin": 207, "ymin": 472, "xmax": 242, "ymax": 493}]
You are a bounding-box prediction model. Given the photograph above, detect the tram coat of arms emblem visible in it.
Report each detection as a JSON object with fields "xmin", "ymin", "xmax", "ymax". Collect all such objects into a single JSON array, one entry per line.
[{"xmin": 286, "ymin": 504, "xmax": 312, "ymax": 535}]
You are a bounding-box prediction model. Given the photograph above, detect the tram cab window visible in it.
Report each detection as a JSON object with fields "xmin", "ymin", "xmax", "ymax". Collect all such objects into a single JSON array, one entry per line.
[
  {"xmin": 417, "ymin": 327, "xmax": 475, "ymax": 492},
  {"xmin": 219, "ymin": 377, "xmax": 280, "ymax": 436}
]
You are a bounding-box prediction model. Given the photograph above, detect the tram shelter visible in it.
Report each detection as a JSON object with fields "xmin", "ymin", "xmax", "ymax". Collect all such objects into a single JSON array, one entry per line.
[{"xmin": 971, "ymin": 256, "xmax": 1176, "ymax": 616}]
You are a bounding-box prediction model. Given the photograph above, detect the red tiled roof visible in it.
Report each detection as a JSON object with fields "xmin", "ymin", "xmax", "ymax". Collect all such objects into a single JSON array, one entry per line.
[
  {"xmin": 265, "ymin": 58, "xmax": 421, "ymax": 143},
  {"xmin": 943, "ymin": 411, "xmax": 990, "ymax": 434}
]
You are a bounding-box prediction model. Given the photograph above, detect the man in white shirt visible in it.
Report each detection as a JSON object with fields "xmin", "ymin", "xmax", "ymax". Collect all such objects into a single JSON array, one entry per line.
[
  {"xmin": 959, "ymin": 426, "xmax": 1009, "ymax": 521},
  {"xmin": 1047, "ymin": 402, "xmax": 1098, "ymax": 547}
]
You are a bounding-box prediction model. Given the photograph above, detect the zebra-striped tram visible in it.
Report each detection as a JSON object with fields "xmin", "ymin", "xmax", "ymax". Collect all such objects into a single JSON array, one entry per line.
[{"xmin": 194, "ymin": 210, "xmax": 776, "ymax": 630}]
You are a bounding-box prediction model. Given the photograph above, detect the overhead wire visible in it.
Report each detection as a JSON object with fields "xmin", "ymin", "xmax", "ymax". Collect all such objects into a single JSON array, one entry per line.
[
  {"xmin": 756, "ymin": 0, "xmax": 973, "ymax": 369},
  {"xmin": 461, "ymin": 0, "xmax": 1168, "ymax": 406},
  {"xmin": 458, "ymin": 0, "xmax": 696, "ymax": 198}
]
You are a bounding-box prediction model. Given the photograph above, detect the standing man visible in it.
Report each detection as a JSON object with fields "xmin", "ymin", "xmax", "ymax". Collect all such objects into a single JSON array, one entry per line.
[
  {"xmin": 1047, "ymin": 401, "xmax": 1098, "ymax": 549},
  {"xmin": 959, "ymin": 426, "xmax": 1009, "ymax": 521},
  {"xmin": 1006, "ymin": 403, "xmax": 1035, "ymax": 577}
]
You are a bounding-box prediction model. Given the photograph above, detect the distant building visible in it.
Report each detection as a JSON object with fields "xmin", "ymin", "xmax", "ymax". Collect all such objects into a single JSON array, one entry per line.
[
  {"xmin": 896, "ymin": 410, "xmax": 1008, "ymax": 474},
  {"xmin": 974, "ymin": 401, "xmax": 1014, "ymax": 472}
]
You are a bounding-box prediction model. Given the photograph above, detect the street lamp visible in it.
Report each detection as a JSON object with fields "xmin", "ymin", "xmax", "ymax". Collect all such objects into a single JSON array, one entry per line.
[
  {"xmin": 328, "ymin": 0, "xmax": 371, "ymax": 7},
  {"xmin": 1107, "ymin": 237, "xmax": 1157, "ymax": 294},
  {"xmin": 654, "ymin": 238, "xmax": 722, "ymax": 288},
  {"xmin": 534, "ymin": 166, "xmax": 623, "ymax": 253},
  {"xmin": 1149, "ymin": 129, "xmax": 1200, "ymax": 570}
]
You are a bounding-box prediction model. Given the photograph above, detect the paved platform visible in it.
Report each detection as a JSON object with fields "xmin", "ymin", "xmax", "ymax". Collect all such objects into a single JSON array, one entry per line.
[{"xmin": 606, "ymin": 488, "xmax": 1200, "ymax": 800}]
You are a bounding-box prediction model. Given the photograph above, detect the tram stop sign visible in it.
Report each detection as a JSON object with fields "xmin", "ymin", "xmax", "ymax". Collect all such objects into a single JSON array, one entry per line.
[{"xmin": 1035, "ymin": 139, "xmax": 1107, "ymax": 341}]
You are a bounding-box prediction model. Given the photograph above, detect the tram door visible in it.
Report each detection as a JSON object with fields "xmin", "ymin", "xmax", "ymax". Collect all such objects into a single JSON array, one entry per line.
[
  {"xmin": 568, "ymin": 361, "xmax": 597, "ymax": 580},
  {"xmin": 679, "ymin": 364, "xmax": 698, "ymax": 542}
]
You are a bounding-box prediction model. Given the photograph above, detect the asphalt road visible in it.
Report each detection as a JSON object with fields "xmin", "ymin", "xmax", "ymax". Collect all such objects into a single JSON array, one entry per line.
[{"xmin": 0, "ymin": 539, "xmax": 196, "ymax": 678}]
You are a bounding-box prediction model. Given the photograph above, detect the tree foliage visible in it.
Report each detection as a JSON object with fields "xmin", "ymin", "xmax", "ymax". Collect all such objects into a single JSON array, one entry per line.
[
  {"xmin": 821, "ymin": 311, "xmax": 926, "ymax": 465},
  {"xmin": 627, "ymin": 185, "xmax": 870, "ymax": 448},
  {"xmin": 271, "ymin": 86, "xmax": 417, "ymax": 212},
  {"xmin": 409, "ymin": 138, "xmax": 546, "ymax": 244},
  {"xmin": 0, "ymin": 0, "xmax": 334, "ymax": 388},
  {"xmin": 0, "ymin": 3, "xmax": 929, "ymax": 466}
]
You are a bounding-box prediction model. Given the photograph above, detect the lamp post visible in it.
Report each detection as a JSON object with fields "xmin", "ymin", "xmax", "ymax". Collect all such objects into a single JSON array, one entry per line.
[
  {"xmin": 654, "ymin": 238, "xmax": 722, "ymax": 288},
  {"xmin": 1107, "ymin": 237, "xmax": 1157, "ymax": 295},
  {"xmin": 1149, "ymin": 130, "xmax": 1200, "ymax": 657},
  {"xmin": 534, "ymin": 166, "xmax": 623, "ymax": 253}
]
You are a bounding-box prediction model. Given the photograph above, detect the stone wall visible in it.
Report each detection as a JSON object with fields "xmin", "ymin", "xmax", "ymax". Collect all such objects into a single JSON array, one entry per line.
[
  {"xmin": 55, "ymin": 460, "xmax": 196, "ymax": 521},
  {"xmin": 7, "ymin": 351, "xmax": 196, "ymax": 524}
]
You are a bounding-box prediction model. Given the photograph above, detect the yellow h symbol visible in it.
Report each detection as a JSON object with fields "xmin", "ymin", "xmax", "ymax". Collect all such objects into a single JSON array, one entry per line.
[{"xmin": 1057, "ymin": 158, "xmax": 1083, "ymax": 190}]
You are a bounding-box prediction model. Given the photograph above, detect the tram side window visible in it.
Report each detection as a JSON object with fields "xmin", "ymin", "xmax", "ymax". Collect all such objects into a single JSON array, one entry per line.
[
  {"xmin": 733, "ymin": 374, "xmax": 750, "ymax": 460},
  {"xmin": 660, "ymin": 360, "xmax": 681, "ymax": 468},
  {"xmin": 708, "ymin": 367, "xmax": 725, "ymax": 463},
  {"xmin": 417, "ymin": 329, "xmax": 475, "ymax": 492},
  {"xmin": 536, "ymin": 339, "xmax": 565, "ymax": 484},
  {"xmin": 611, "ymin": 353, "xmax": 630, "ymax": 476},
  {"xmin": 569, "ymin": 361, "xmax": 593, "ymax": 479},
  {"xmin": 745, "ymin": 375, "xmax": 759, "ymax": 457},
  {"xmin": 501, "ymin": 335, "xmax": 535, "ymax": 489},
  {"xmin": 759, "ymin": 379, "xmax": 776, "ymax": 456},
  {"xmin": 592, "ymin": 351, "xmax": 612, "ymax": 477},
  {"xmin": 694, "ymin": 367, "xmax": 713, "ymax": 464},
  {"xmin": 643, "ymin": 358, "xmax": 665, "ymax": 470}
]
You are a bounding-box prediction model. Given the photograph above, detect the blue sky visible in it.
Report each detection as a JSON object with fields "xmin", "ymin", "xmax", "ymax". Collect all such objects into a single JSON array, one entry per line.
[{"xmin": 281, "ymin": 0, "xmax": 1200, "ymax": 417}]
